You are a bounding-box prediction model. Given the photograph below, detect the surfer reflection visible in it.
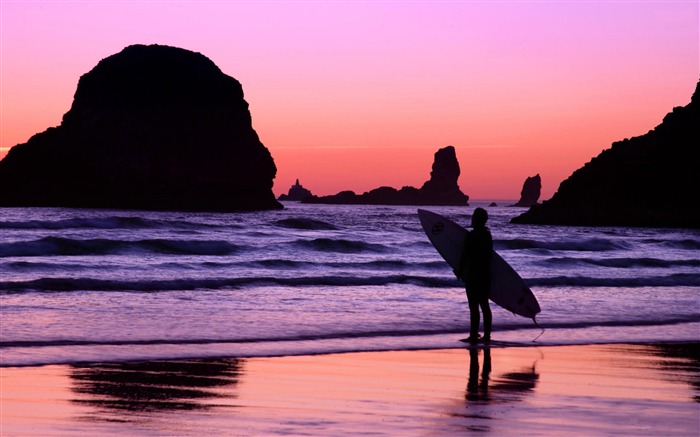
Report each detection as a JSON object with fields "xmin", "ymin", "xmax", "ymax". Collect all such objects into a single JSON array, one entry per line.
[
  {"xmin": 69, "ymin": 359, "xmax": 241, "ymax": 418},
  {"xmin": 456, "ymin": 207, "xmax": 493, "ymax": 343},
  {"xmin": 466, "ymin": 348, "xmax": 492, "ymax": 401},
  {"xmin": 465, "ymin": 348, "xmax": 540, "ymax": 405}
]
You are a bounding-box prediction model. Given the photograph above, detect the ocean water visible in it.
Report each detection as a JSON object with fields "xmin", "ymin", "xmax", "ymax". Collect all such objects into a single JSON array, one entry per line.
[{"xmin": 1, "ymin": 202, "xmax": 698, "ymax": 366}]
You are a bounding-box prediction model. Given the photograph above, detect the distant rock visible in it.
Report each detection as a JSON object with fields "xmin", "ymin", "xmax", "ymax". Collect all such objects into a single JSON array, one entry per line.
[
  {"xmin": 305, "ymin": 190, "xmax": 359, "ymax": 205},
  {"xmin": 0, "ymin": 44, "xmax": 281, "ymax": 211},
  {"xmin": 512, "ymin": 80, "xmax": 700, "ymax": 228},
  {"xmin": 489, "ymin": 202, "xmax": 498, "ymax": 207},
  {"xmin": 278, "ymin": 179, "xmax": 313, "ymax": 201},
  {"xmin": 303, "ymin": 146, "xmax": 469, "ymax": 206},
  {"xmin": 511, "ymin": 174, "xmax": 541, "ymax": 207}
]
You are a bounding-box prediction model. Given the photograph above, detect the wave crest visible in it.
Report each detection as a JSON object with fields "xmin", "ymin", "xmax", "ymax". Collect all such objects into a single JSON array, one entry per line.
[
  {"xmin": 274, "ymin": 218, "xmax": 338, "ymax": 230},
  {"xmin": 3, "ymin": 272, "xmax": 699, "ymax": 293},
  {"xmin": 539, "ymin": 257, "xmax": 700, "ymax": 268},
  {"xmin": 527, "ymin": 273, "xmax": 700, "ymax": 287},
  {"xmin": 293, "ymin": 238, "xmax": 388, "ymax": 253},
  {"xmin": 0, "ymin": 237, "xmax": 240, "ymax": 257},
  {"xmin": 0, "ymin": 275, "xmax": 457, "ymax": 292},
  {"xmin": 495, "ymin": 238, "xmax": 628, "ymax": 251}
]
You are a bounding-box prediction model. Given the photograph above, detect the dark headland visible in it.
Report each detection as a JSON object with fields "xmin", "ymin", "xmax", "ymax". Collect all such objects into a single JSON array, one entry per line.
[
  {"xmin": 0, "ymin": 44, "xmax": 281, "ymax": 211},
  {"xmin": 512, "ymin": 79, "xmax": 700, "ymax": 228},
  {"xmin": 303, "ymin": 145, "xmax": 469, "ymax": 206}
]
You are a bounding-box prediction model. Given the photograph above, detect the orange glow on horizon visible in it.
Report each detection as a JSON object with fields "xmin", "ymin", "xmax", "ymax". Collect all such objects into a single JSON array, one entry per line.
[{"xmin": 1, "ymin": 1, "xmax": 697, "ymax": 201}]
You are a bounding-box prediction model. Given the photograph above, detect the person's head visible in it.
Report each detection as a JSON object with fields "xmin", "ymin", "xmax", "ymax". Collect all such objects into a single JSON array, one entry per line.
[{"xmin": 471, "ymin": 207, "xmax": 488, "ymax": 228}]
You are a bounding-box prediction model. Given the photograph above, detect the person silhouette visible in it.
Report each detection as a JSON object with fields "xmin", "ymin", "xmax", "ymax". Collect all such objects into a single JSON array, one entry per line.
[{"xmin": 456, "ymin": 207, "xmax": 493, "ymax": 343}]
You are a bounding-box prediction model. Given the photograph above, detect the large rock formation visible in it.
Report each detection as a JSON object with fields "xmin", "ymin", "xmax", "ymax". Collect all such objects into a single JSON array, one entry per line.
[
  {"xmin": 512, "ymin": 80, "xmax": 700, "ymax": 228},
  {"xmin": 303, "ymin": 146, "xmax": 469, "ymax": 205},
  {"xmin": 418, "ymin": 146, "xmax": 467, "ymax": 204},
  {"xmin": 0, "ymin": 44, "xmax": 281, "ymax": 211},
  {"xmin": 278, "ymin": 179, "xmax": 313, "ymax": 201},
  {"xmin": 511, "ymin": 174, "xmax": 541, "ymax": 207}
]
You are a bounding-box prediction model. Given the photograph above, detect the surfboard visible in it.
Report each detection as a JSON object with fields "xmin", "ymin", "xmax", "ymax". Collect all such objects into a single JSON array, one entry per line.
[{"xmin": 417, "ymin": 209, "xmax": 541, "ymax": 320}]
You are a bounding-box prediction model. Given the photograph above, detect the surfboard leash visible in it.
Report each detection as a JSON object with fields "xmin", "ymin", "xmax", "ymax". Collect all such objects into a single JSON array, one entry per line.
[{"xmin": 532, "ymin": 317, "xmax": 545, "ymax": 342}]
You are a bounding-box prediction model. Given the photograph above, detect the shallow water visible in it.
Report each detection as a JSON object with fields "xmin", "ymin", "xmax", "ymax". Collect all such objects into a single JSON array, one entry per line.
[{"xmin": 1, "ymin": 202, "xmax": 699, "ymax": 366}]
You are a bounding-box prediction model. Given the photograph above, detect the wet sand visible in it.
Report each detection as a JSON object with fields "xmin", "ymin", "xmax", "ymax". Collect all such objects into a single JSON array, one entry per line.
[{"xmin": 1, "ymin": 343, "xmax": 698, "ymax": 436}]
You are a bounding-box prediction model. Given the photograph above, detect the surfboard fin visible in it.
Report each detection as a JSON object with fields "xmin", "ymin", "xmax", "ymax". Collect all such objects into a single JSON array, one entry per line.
[{"xmin": 532, "ymin": 317, "xmax": 545, "ymax": 342}]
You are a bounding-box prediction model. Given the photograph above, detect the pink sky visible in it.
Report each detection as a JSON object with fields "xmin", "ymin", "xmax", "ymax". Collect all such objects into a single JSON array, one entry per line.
[{"xmin": 1, "ymin": 1, "xmax": 698, "ymax": 200}]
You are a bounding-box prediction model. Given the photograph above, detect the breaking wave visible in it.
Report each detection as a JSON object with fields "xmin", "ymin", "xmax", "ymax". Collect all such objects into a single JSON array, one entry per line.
[
  {"xmin": 274, "ymin": 217, "xmax": 338, "ymax": 230},
  {"xmin": 659, "ymin": 239, "xmax": 700, "ymax": 250},
  {"xmin": 539, "ymin": 257, "xmax": 700, "ymax": 269},
  {"xmin": 0, "ymin": 216, "xmax": 228, "ymax": 231},
  {"xmin": 292, "ymin": 238, "xmax": 388, "ymax": 253},
  {"xmin": 3, "ymin": 272, "xmax": 699, "ymax": 293},
  {"xmin": 0, "ymin": 275, "xmax": 458, "ymax": 292},
  {"xmin": 495, "ymin": 238, "xmax": 629, "ymax": 252},
  {"xmin": 0, "ymin": 237, "xmax": 241, "ymax": 257},
  {"xmin": 526, "ymin": 273, "xmax": 700, "ymax": 287},
  {"xmin": 245, "ymin": 259, "xmax": 445, "ymax": 270}
]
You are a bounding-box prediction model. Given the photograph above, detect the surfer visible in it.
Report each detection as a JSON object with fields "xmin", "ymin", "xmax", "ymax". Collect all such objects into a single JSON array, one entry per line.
[{"xmin": 456, "ymin": 207, "xmax": 493, "ymax": 343}]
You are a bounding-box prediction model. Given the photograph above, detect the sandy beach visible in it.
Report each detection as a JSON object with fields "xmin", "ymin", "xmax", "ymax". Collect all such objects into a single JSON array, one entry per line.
[{"xmin": 1, "ymin": 343, "xmax": 698, "ymax": 436}]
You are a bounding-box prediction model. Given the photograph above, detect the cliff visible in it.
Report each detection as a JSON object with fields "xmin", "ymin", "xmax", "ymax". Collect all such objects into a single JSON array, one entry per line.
[
  {"xmin": 512, "ymin": 80, "xmax": 700, "ymax": 228},
  {"xmin": 0, "ymin": 44, "xmax": 281, "ymax": 211},
  {"xmin": 303, "ymin": 146, "xmax": 469, "ymax": 206}
]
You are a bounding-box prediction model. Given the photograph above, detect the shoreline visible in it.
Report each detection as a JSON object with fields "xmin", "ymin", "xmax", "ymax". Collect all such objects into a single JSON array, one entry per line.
[
  {"xmin": 3, "ymin": 335, "xmax": 699, "ymax": 369},
  {"xmin": 2, "ymin": 342, "xmax": 698, "ymax": 436}
]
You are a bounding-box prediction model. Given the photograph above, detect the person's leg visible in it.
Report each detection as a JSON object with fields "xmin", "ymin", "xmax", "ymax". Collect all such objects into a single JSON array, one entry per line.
[
  {"xmin": 466, "ymin": 289, "xmax": 480, "ymax": 340},
  {"xmin": 480, "ymin": 294, "xmax": 492, "ymax": 340}
]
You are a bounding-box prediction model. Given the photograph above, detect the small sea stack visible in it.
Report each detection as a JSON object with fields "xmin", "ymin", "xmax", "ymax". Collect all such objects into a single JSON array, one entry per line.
[
  {"xmin": 278, "ymin": 179, "xmax": 314, "ymax": 201},
  {"xmin": 0, "ymin": 44, "xmax": 281, "ymax": 211},
  {"xmin": 511, "ymin": 174, "xmax": 541, "ymax": 207}
]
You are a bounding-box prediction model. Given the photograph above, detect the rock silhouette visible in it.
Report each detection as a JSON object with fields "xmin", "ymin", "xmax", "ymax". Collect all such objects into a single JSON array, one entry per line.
[
  {"xmin": 512, "ymin": 79, "xmax": 700, "ymax": 228},
  {"xmin": 511, "ymin": 174, "xmax": 541, "ymax": 207},
  {"xmin": 0, "ymin": 44, "xmax": 281, "ymax": 211},
  {"xmin": 303, "ymin": 146, "xmax": 469, "ymax": 205},
  {"xmin": 278, "ymin": 179, "xmax": 313, "ymax": 201}
]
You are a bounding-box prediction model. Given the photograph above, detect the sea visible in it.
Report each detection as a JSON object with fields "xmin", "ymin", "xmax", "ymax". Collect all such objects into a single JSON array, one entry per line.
[{"xmin": 1, "ymin": 201, "xmax": 699, "ymax": 367}]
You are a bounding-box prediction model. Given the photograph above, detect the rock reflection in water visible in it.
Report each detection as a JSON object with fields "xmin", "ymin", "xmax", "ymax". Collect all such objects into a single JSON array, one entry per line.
[
  {"xmin": 70, "ymin": 359, "xmax": 241, "ymax": 414},
  {"xmin": 649, "ymin": 343, "xmax": 700, "ymax": 403}
]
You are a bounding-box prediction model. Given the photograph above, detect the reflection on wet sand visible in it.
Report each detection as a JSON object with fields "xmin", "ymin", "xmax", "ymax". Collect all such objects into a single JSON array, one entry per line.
[
  {"xmin": 466, "ymin": 347, "xmax": 492, "ymax": 402},
  {"xmin": 70, "ymin": 359, "xmax": 242, "ymax": 416},
  {"xmin": 466, "ymin": 347, "xmax": 539, "ymax": 403},
  {"xmin": 1, "ymin": 346, "xmax": 697, "ymax": 435},
  {"xmin": 454, "ymin": 347, "xmax": 540, "ymax": 432},
  {"xmin": 650, "ymin": 343, "xmax": 700, "ymax": 402}
]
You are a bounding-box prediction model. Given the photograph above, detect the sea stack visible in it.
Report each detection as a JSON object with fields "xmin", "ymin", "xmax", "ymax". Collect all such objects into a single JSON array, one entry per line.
[
  {"xmin": 304, "ymin": 146, "xmax": 469, "ymax": 205},
  {"xmin": 0, "ymin": 44, "xmax": 281, "ymax": 211},
  {"xmin": 417, "ymin": 146, "xmax": 468, "ymax": 205},
  {"xmin": 511, "ymin": 174, "xmax": 541, "ymax": 207},
  {"xmin": 278, "ymin": 179, "xmax": 313, "ymax": 201},
  {"xmin": 512, "ymin": 79, "xmax": 700, "ymax": 228}
]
